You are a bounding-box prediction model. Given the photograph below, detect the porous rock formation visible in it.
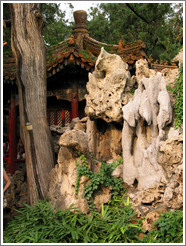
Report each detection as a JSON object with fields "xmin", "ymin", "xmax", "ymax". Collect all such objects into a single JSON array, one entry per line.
[
  {"xmin": 86, "ymin": 118, "xmax": 123, "ymax": 162},
  {"xmin": 47, "ymin": 51, "xmax": 182, "ymax": 224},
  {"xmin": 85, "ymin": 47, "xmax": 133, "ymax": 123},
  {"xmin": 135, "ymin": 58, "xmax": 179, "ymax": 87},
  {"xmin": 47, "ymin": 129, "xmax": 90, "ymax": 213},
  {"xmin": 50, "ymin": 124, "xmax": 70, "ymax": 155},
  {"xmin": 135, "ymin": 59, "xmax": 156, "ymax": 83},
  {"xmin": 122, "ymin": 66, "xmax": 183, "ymax": 229},
  {"xmin": 47, "ymin": 129, "xmax": 112, "ymax": 213},
  {"xmin": 172, "ymin": 48, "xmax": 183, "ymax": 68},
  {"xmin": 122, "ymin": 72, "xmax": 173, "ymax": 190}
]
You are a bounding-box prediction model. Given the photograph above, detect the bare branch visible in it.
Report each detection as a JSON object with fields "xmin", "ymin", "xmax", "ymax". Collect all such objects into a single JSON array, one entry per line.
[{"xmin": 125, "ymin": 3, "xmax": 150, "ymax": 25}]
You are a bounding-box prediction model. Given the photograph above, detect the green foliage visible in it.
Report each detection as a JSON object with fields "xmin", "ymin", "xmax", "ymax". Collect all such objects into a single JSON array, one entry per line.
[
  {"xmin": 41, "ymin": 3, "xmax": 73, "ymax": 46},
  {"xmin": 3, "ymin": 3, "xmax": 183, "ymax": 63},
  {"xmin": 4, "ymin": 197, "xmax": 143, "ymax": 243},
  {"xmin": 88, "ymin": 3, "xmax": 183, "ymax": 62},
  {"xmin": 172, "ymin": 64, "xmax": 183, "ymax": 129},
  {"xmin": 141, "ymin": 210, "xmax": 183, "ymax": 243},
  {"xmin": 167, "ymin": 63, "xmax": 183, "ymax": 129},
  {"xmin": 75, "ymin": 154, "xmax": 124, "ymax": 211},
  {"xmin": 4, "ymin": 194, "xmax": 183, "ymax": 243}
]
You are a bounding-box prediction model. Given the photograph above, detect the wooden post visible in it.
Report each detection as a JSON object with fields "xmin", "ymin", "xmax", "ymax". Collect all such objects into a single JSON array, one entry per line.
[
  {"xmin": 8, "ymin": 91, "xmax": 17, "ymax": 175},
  {"xmin": 61, "ymin": 109, "xmax": 65, "ymax": 126},
  {"xmin": 71, "ymin": 93, "xmax": 78, "ymax": 120}
]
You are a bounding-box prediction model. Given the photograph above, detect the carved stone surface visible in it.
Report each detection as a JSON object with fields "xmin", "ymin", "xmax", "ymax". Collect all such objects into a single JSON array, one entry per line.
[
  {"xmin": 122, "ymin": 73, "xmax": 173, "ymax": 190},
  {"xmin": 85, "ymin": 47, "xmax": 132, "ymax": 123}
]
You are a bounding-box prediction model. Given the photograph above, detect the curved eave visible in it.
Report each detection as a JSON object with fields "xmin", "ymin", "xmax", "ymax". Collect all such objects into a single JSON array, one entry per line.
[{"xmin": 83, "ymin": 34, "xmax": 118, "ymax": 56}]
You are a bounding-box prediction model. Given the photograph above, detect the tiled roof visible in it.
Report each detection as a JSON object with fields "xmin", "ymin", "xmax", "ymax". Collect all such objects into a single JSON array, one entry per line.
[{"xmin": 3, "ymin": 10, "xmax": 177, "ymax": 84}]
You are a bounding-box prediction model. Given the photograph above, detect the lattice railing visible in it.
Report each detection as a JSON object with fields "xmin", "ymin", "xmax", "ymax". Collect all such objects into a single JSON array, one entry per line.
[{"xmin": 48, "ymin": 109, "xmax": 71, "ymax": 126}]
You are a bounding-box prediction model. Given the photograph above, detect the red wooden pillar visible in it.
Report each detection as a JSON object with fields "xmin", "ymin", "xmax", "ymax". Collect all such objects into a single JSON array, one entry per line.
[
  {"xmin": 71, "ymin": 93, "xmax": 78, "ymax": 120},
  {"xmin": 8, "ymin": 91, "xmax": 17, "ymax": 175},
  {"xmin": 61, "ymin": 109, "xmax": 65, "ymax": 126}
]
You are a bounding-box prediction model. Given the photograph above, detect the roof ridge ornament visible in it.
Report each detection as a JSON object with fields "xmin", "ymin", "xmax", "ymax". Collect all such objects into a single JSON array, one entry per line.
[{"xmin": 73, "ymin": 10, "xmax": 89, "ymax": 37}]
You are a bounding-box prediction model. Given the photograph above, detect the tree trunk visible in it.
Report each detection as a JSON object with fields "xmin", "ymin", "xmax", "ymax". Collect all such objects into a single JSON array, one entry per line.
[{"xmin": 10, "ymin": 3, "xmax": 54, "ymax": 204}]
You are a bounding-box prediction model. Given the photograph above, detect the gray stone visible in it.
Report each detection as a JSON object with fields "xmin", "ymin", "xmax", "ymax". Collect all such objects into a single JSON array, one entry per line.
[{"xmin": 122, "ymin": 73, "xmax": 172, "ymax": 190}]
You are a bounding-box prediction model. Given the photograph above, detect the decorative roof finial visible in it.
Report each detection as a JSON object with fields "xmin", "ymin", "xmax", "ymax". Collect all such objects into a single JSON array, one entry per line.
[{"xmin": 73, "ymin": 10, "xmax": 89, "ymax": 36}]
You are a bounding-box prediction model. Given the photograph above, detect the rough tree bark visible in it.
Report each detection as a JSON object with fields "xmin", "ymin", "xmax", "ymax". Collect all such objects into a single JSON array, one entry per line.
[{"xmin": 10, "ymin": 3, "xmax": 54, "ymax": 204}]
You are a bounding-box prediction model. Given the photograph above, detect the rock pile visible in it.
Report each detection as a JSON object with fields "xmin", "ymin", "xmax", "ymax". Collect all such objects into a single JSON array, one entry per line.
[
  {"xmin": 47, "ymin": 51, "xmax": 182, "ymax": 225},
  {"xmin": 47, "ymin": 128, "xmax": 112, "ymax": 213}
]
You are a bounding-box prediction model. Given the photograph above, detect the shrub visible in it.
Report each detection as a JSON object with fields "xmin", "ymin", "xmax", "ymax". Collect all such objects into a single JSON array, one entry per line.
[
  {"xmin": 75, "ymin": 154, "xmax": 124, "ymax": 211},
  {"xmin": 141, "ymin": 210, "xmax": 183, "ymax": 243},
  {"xmin": 169, "ymin": 64, "xmax": 183, "ymax": 129},
  {"xmin": 4, "ymin": 197, "xmax": 143, "ymax": 243}
]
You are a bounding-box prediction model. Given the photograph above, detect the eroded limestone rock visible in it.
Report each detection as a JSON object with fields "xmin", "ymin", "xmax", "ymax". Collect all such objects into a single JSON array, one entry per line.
[
  {"xmin": 161, "ymin": 68, "xmax": 179, "ymax": 87},
  {"xmin": 135, "ymin": 59, "xmax": 179, "ymax": 88},
  {"xmin": 47, "ymin": 130, "xmax": 90, "ymax": 213},
  {"xmin": 73, "ymin": 117, "xmax": 88, "ymax": 132},
  {"xmin": 127, "ymin": 132, "xmax": 182, "ymax": 215},
  {"xmin": 172, "ymin": 48, "xmax": 183, "ymax": 68},
  {"xmin": 135, "ymin": 59, "xmax": 156, "ymax": 83},
  {"xmin": 47, "ymin": 129, "xmax": 113, "ymax": 213},
  {"xmin": 142, "ymin": 208, "xmax": 167, "ymax": 232},
  {"xmin": 85, "ymin": 47, "xmax": 132, "ymax": 123},
  {"xmin": 50, "ymin": 124, "xmax": 70, "ymax": 155},
  {"xmin": 122, "ymin": 73, "xmax": 172, "ymax": 190},
  {"xmin": 86, "ymin": 118, "xmax": 122, "ymax": 162}
]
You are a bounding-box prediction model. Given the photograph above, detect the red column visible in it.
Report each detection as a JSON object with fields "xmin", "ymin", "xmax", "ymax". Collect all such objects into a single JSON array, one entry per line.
[
  {"xmin": 61, "ymin": 109, "xmax": 65, "ymax": 126},
  {"xmin": 71, "ymin": 93, "xmax": 78, "ymax": 120},
  {"xmin": 8, "ymin": 91, "xmax": 17, "ymax": 175}
]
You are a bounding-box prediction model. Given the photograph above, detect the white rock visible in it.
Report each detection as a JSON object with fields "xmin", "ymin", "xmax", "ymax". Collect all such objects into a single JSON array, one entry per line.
[
  {"xmin": 122, "ymin": 73, "xmax": 172, "ymax": 190},
  {"xmin": 85, "ymin": 47, "xmax": 132, "ymax": 123}
]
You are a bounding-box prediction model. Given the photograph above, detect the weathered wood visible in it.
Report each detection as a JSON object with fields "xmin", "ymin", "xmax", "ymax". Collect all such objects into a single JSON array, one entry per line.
[{"xmin": 11, "ymin": 3, "xmax": 54, "ymax": 204}]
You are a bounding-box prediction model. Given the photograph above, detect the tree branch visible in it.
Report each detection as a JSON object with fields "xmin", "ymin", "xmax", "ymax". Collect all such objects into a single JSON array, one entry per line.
[{"xmin": 125, "ymin": 3, "xmax": 150, "ymax": 25}]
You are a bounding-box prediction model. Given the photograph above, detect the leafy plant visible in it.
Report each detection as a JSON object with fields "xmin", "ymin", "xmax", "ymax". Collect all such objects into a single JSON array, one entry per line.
[
  {"xmin": 4, "ymin": 196, "xmax": 143, "ymax": 243},
  {"xmin": 88, "ymin": 3, "xmax": 182, "ymax": 61},
  {"xmin": 75, "ymin": 154, "xmax": 124, "ymax": 211},
  {"xmin": 141, "ymin": 210, "xmax": 183, "ymax": 243},
  {"xmin": 172, "ymin": 64, "xmax": 183, "ymax": 129},
  {"xmin": 167, "ymin": 63, "xmax": 183, "ymax": 129}
]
